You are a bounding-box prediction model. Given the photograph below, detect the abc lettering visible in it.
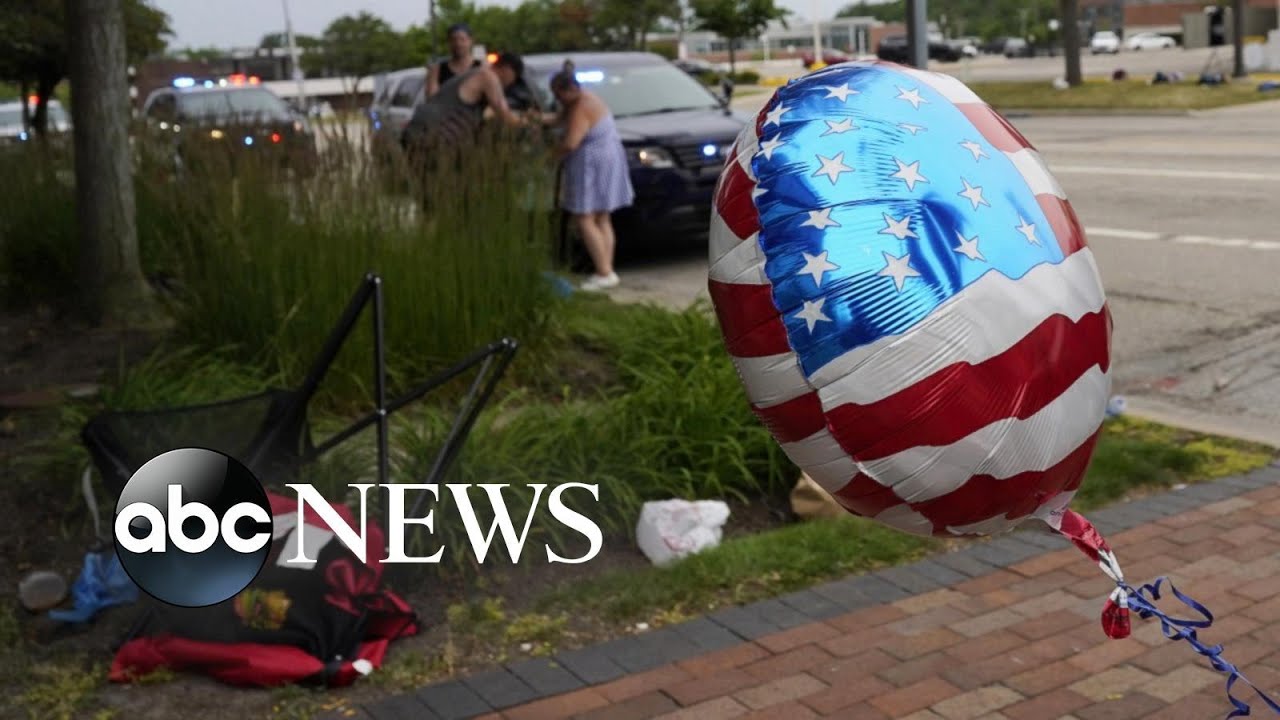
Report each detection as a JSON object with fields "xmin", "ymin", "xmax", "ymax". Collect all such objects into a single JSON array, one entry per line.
[{"xmin": 115, "ymin": 485, "xmax": 272, "ymax": 554}]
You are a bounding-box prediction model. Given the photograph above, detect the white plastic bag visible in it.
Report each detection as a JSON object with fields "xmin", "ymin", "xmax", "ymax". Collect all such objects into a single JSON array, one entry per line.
[{"xmin": 635, "ymin": 499, "xmax": 731, "ymax": 567}]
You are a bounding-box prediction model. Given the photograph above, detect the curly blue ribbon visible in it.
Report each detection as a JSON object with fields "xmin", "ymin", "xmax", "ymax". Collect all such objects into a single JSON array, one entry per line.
[{"xmin": 1120, "ymin": 576, "xmax": 1280, "ymax": 718}]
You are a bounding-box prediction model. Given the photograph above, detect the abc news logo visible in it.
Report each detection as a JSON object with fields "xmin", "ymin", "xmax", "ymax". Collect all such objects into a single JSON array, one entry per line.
[{"xmin": 114, "ymin": 448, "xmax": 602, "ymax": 607}]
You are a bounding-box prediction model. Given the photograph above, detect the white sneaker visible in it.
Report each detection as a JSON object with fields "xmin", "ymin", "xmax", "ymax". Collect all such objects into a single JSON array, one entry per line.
[{"xmin": 580, "ymin": 272, "xmax": 620, "ymax": 291}]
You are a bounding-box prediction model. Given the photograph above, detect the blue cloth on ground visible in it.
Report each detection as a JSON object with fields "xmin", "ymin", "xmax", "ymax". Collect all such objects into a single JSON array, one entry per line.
[{"xmin": 48, "ymin": 550, "xmax": 139, "ymax": 623}]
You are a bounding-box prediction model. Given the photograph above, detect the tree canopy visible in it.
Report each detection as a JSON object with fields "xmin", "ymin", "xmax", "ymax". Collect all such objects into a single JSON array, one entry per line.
[
  {"xmin": 0, "ymin": 0, "xmax": 171, "ymax": 133},
  {"xmin": 690, "ymin": 0, "xmax": 789, "ymax": 70},
  {"xmin": 836, "ymin": 0, "xmax": 1060, "ymax": 41}
]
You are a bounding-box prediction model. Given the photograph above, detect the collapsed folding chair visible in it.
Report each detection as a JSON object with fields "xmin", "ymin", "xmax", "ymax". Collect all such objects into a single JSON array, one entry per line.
[
  {"xmin": 76, "ymin": 274, "xmax": 519, "ymax": 687},
  {"xmin": 82, "ymin": 272, "xmax": 518, "ymax": 511}
]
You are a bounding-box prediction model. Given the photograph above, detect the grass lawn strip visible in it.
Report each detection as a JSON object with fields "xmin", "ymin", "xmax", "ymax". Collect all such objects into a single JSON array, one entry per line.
[{"xmin": 970, "ymin": 78, "xmax": 1279, "ymax": 111}]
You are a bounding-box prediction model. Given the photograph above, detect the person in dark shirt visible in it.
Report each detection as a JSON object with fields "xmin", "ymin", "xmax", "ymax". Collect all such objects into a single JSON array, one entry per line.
[{"xmin": 427, "ymin": 23, "xmax": 482, "ymax": 97}]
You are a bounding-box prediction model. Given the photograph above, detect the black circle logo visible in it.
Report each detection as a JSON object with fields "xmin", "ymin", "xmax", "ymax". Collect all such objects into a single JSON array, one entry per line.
[{"xmin": 113, "ymin": 448, "xmax": 273, "ymax": 607}]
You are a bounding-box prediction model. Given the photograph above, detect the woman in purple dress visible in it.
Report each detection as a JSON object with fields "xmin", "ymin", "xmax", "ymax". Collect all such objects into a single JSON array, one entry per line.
[{"xmin": 548, "ymin": 61, "xmax": 635, "ymax": 291}]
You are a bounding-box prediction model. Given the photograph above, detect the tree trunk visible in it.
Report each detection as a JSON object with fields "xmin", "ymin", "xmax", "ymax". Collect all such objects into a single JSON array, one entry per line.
[
  {"xmin": 67, "ymin": 0, "xmax": 162, "ymax": 328},
  {"xmin": 728, "ymin": 38, "xmax": 736, "ymax": 74},
  {"xmin": 1059, "ymin": 0, "xmax": 1083, "ymax": 86},
  {"xmin": 1232, "ymin": 0, "xmax": 1247, "ymax": 77},
  {"xmin": 19, "ymin": 79, "xmax": 31, "ymax": 131},
  {"xmin": 33, "ymin": 74, "xmax": 58, "ymax": 137}
]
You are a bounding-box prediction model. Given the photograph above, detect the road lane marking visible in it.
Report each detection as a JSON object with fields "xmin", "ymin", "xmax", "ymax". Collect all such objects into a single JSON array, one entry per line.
[
  {"xmin": 1053, "ymin": 165, "xmax": 1280, "ymax": 182},
  {"xmin": 1085, "ymin": 226, "xmax": 1278, "ymax": 250},
  {"xmin": 1085, "ymin": 227, "xmax": 1162, "ymax": 241}
]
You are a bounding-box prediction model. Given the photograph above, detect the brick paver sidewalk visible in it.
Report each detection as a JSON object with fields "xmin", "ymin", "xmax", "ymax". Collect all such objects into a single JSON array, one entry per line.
[{"xmin": 347, "ymin": 465, "xmax": 1280, "ymax": 720}]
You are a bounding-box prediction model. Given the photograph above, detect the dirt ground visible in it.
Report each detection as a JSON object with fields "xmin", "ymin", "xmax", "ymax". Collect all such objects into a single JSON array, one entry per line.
[{"xmin": 0, "ymin": 307, "xmax": 790, "ymax": 720}]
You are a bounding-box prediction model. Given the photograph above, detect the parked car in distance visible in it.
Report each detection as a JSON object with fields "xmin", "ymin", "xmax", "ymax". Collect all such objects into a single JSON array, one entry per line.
[
  {"xmin": 1125, "ymin": 32, "xmax": 1177, "ymax": 50},
  {"xmin": 1003, "ymin": 38, "xmax": 1034, "ymax": 58},
  {"xmin": 519, "ymin": 52, "xmax": 748, "ymax": 248},
  {"xmin": 876, "ymin": 35, "xmax": 965, "ymax": 63},
  {"xmin": 1090, "ymin": 31, "xmax": 1121, "ymax": 54},
  {"xmin": 368, "ymin": 67, "xmax": 426, "ymax": 155},
  {"xmin": 801, "ymin": 49, "xmax": 852, "ymax": 68},
  {"xmin": 0, "ymin": 99, "xmax": 71, "ymax": 144},
  {"xmin": 140, "ymin": 82, "xmax": 316, "ymax": 174}
]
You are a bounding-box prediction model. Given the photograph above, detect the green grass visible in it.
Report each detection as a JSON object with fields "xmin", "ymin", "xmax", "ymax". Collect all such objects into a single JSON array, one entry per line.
[
  {"xmin": 542, "ymin": 515, "xmax": 937, "ymax": 623},
  {"xmin": 1074, "ymin": 415, "xmax": 1274, "ymax": 511},
  {"xmin": 970, "ymin": 78, "xmax": 1279, "ymax": 111},
  {"xmin": 532, "ymin": 414, "xmax": 1273, "ymax": 627}
]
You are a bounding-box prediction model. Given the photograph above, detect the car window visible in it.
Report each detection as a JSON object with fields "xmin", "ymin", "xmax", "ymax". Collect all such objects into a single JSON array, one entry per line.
[
  {"xmin": 177, "ymin": 89, "xmax": 291, "ymax": 122},
  {"xmin": 147, "ymin": 93, "xmax": 177, "ymax": 121},
  {"xmin": 547, "ymin": 62, "xmax": 721, "ymax": 118},
  {"xmin": 391, "ymin": 75, "xmax": 425, "ymax": 108}
]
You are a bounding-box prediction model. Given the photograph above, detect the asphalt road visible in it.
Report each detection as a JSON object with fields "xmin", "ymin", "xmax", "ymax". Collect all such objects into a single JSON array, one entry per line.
[
  {"xmin": 609, "ymin": 96, "xmax": 1280, "ymax": 445},
  {"xmin": 743, "ymin": 46, "xmax": 1237, "ymax": 83}
]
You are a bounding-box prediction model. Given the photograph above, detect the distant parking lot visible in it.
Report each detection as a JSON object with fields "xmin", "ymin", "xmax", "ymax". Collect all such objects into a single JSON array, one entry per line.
[{"xmin": 736, "ymin": 45, "xmax": 1229, "ymax": 84}]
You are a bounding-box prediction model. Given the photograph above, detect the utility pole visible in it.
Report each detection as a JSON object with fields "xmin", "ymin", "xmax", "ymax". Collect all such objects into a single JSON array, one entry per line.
[
  {"xmin": 1232, "ymin": 0, "xmax": 1248, "ymax": 77},
  {"xmin": 429, "ymin": 0, "xmax": 438, "ymax": 60},
  {"xmin": 1060, "ymin": 0, "xmax": 1082, "ymax": 86},
  {"xmin": 906, "ymin": 0, "xmax": 928, "ymax": 68},
  {"xmin": 282, "ymin": 0, "xmax": 307, "ymax": 108}
]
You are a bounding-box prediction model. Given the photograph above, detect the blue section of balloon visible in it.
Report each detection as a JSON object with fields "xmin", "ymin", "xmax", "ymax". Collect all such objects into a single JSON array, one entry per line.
[
  {"xmin": 750, "ymin": 64, "xmax": 1064, "ymax": 377},
  {"xmin": 48, "ymin": 550, "xmax": 140, "ymax": 624}
]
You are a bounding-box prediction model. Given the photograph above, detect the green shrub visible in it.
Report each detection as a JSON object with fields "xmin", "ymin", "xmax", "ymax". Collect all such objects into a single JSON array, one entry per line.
[
  {"xmin": 135, "ymin": 123, "xmax": 561, "ymax": 409},
  {"xmin": 0, "ymin": 144, "xmax": 78, "ymax": 311},
  {"xmin": 383, "ymin": 298, "xmax": 795, "ymax": 569}
]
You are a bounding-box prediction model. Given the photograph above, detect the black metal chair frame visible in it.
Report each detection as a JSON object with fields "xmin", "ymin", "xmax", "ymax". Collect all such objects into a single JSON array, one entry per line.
[{"xmin": 83, "ymin": 272, "xmax": 519, "ymax": 523}]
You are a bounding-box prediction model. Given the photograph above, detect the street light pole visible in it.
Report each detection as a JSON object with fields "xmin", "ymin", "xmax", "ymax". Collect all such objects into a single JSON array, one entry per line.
[
  {"xmin": 906, "ymin": 0, "xmax": 928, "ymax": 68},
  {"xmin": 1233, "ymin": 0, "xmax": 1247, "ymax": 77},
  {"xmin": 811, "ymin": 0, "xmax": 823, "ymax": 67}
]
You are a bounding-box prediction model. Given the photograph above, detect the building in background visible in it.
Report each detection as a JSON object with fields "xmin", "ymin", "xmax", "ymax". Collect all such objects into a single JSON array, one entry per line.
[{"xmin": 651, "ymin": 16, "xmax": 914, "ymax": 62}]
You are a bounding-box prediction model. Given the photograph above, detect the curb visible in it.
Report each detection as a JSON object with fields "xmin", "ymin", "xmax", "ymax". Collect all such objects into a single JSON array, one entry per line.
[
  {"xmin": 998, "ymin": 107, "xmax": 1194, "ymax": 118},
  {"xmin": 345, "ymin": 462, "xmax": 1280, "ymax": 720}
]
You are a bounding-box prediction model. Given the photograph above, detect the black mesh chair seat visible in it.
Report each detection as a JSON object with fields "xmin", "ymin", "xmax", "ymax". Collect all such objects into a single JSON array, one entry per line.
[{"xmin": 83, "ymin": 389, "xmax": 313, "ymax": 500}]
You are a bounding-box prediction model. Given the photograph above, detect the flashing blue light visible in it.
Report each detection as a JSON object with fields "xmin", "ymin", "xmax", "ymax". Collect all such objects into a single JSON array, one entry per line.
[
  {"xmin": 575, "ymin": 70, "xmax": 605, "ymax": 84},
  {"xmin": 18, "ymin": 131, "xmax": 29, "ymax": 142},
  {"xmin": 203, "ymin": 80, "xmax": 215, "ymax": 88},
  {"xmin": 374, "ymin": 121, "xmax": 382, "ymax": 131},
  {"xmin": 701, "ymin": 143, "xmax": 718, "ymax": 158},
  {"xmin": 172, "ymin": 76, "xmax": 195, "ymax": 88},
  {"xmin": 244, "ymin": 136, "xmax": 254, "ymax": 146}
]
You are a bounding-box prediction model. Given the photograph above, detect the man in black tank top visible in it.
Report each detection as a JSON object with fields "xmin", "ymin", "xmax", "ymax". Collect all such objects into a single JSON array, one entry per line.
[{"xmin": 427, "ymin": 23, "xmax": 482, "ymax": 97}]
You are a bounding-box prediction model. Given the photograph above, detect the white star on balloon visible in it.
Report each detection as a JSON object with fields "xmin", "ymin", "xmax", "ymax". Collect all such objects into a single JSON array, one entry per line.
[
  {"xmin": 878, "ymin": 252, "xmax": 922, "ymax": 292},
  {"xmin": 794, "ymin": 298, "xmax": 832, "ymax": 332},
  {"xmin": 890, "ymin": 158, "xmax": 929, "ymax": 192},
  {"xmin": 764, "ymin": 103, "xmax": 791, "ymax": 128},
  {"xmin": 801, "ymin": 207, "xmax": 841, "ymax": 231},
  {"xmin": 878, "ymin": 213, "xmax": 917, "ymax": 240},
  {"xmin": 798, "ymin": 251, "xmax": 840, "ymax": 287},
  {"xmin": 822, "ymin": 118, "xmax": 857, "ymax": 136},
  {"xmin": 1016, "ymin": 215, "xmax": 1040, "ymax": 245},
  {"xmin": 751, "ymin": 186, "xmax": 768, "ymax": 201},
  {"xmin": 898, "ymin": 123, "xmax": 926, "ymax": 135},
  {"xmin": 812, "ymin": 152, "xmax": 854, "ymax": 185},
  {"xmin": 953, "ymin": 231, "xmax": 986, "ymax": 261},
  {"xmin": 895, "ymin": 86, "xmax": 928, "ymax": 110},
  {"xmin": 958, "ymin": 178, "xmax": 990, "ymax": 210},
  {"xmin": 758, "ymin": 136, "xmax": 785, "ymax": 160},
  {"xmin": 820, "ymin": 83, "xmax": 859, "ymax": 102},
  {"xmin": 960, "ymin": 140, "xmax": 989, "ymax": 162}
]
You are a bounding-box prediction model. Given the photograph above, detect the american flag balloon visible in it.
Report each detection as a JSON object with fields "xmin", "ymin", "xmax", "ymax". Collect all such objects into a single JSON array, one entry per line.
[
  {"xmin": 709, "ymin": 63, "xmax": 1280, "ymax": 717},
  {"xmin": 710, "ymin": 61, "xmax": 1110, "ymax": 540}
]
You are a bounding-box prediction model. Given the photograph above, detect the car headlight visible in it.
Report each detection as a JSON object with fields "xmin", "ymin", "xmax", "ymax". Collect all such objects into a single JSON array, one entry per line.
[{"xmin": 632, "ymin": 146, "xmax": 674, "ymax": 169}]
